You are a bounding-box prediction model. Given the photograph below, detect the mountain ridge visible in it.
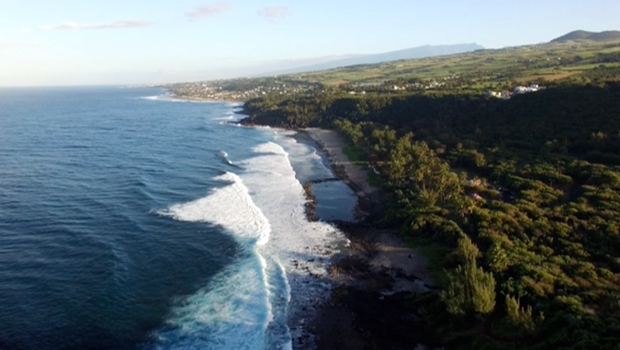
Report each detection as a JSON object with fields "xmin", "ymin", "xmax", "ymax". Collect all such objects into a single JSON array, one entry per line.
[
  {"xmin": 262, "ymin": 43, "xmax": 484, "ymax": 76},
  {"xmin": 551, "ymin": 30, "xmax": 620, "ymax": 42}
]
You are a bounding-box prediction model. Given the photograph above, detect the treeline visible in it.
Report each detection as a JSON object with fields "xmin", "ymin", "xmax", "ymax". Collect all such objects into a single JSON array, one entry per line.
[
  {"xmin": 337, "ymin": 118, "xmax": 620, "ymax": 349},
  {"xmin": 241, "ymin": 85, "xmax": 620, "ymax": 349},
  {"xmin": 242, "ymin": 85, "xmax": 620, "ymax": 161}
]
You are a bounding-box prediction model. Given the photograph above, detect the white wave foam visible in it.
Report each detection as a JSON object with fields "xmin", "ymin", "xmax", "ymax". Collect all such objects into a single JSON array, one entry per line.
[
  {"xmin": 252, "ymin": 142, "xmax": 289, "ymax": 156},
  {"xmin": 274, "ymin": 259, "xmax": 291, "ymax": 304},
  {"xmin": 273, "ymin": 131, "xmax": 333, "ymax": 183},
  {"xmin": 140, "ymin": 95, "xmax": 163, "ymax": 101},
  {"xmin": 139, "ymin": 94, "xmax": 221, "ymax": 104},
  {"xmin": 147, "ymin": 252, "xmax": 272, "ymax": 350},
  {"xmin": 215, "ymin": 115, "xmax": 237, "ymax": 125},
  {"xmin": 236, "ymin": 138, "xmax": 346, "ymax": 345},
  {"xmin": 152, "ymin": 170, "xmax": 276, "ymax": 348},
  {"xmin": 159, "ymin": 172, "xmax": 270, "ymax": 246},
  {"xmin": 152, "ymin": 131, "xmax": 345, "ymax": 350}
]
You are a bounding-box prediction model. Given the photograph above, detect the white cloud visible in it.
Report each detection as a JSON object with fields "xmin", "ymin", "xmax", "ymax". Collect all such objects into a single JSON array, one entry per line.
[
  {"xmin": 0, "ymin": 41, "xmax": 36, "ymax": 50},
  {"xmin": 37, "ymin": 19, "xmax": 153, "ymax": 31},
  {"xmin": 186, "ymin": 2, "xmax": 232, "ymax": 20},
  {"xmin": 258, "ymin": 6, "xmax": 288, "ymax": 23}
]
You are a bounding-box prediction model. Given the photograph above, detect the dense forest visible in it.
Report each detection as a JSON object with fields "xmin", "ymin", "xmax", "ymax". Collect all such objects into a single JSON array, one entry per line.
[{"xmin": 240, "ymin": 84, "xmax": 620, "ymax": 349}]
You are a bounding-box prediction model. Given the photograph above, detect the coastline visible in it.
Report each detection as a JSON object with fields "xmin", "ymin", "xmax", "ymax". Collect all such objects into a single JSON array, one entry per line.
[
  {"xmin": 303, "ymin": 128, "xmax": 378, "ymax": 197},
  {"xmin": 293, "ymin": 127, "xmax": 436, "ymax": 350},
  {"xmin": 194, "ymin": 98, "xmax": 437, "ymax": 348},
  {"xmin": 165, "ymin": 91, "xmax": 242, "ymax": 104},
  {"xmin": 302, "ymin": 128, "xmax": 381, "ymax": 220}
]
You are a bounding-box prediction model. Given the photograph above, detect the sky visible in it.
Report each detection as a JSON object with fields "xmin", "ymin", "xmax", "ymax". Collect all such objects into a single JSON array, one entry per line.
[{"xmin": 1, "ymin": 0, "xmax": 619, "ymax": 86}]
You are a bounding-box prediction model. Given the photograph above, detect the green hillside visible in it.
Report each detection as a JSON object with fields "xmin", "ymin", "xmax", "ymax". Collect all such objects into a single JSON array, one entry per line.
[
  {"xmin": 167, "ymin": 35, "xmax": 620, "ymax": 100},
  {"xmin": 294, "ymin": 38, "xmax": 620, "ymax": 88}
]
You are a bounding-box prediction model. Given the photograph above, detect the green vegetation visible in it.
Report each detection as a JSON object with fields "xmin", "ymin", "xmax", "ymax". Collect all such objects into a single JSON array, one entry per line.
[
  {"xmin": 342, "ymin": 146, "xmax": 367, "ymax": 164},
  {"xmin": 280, "ymin": 38, "xmax": 620, "ymax": 91},
  {"xmin": 167, "ymin": 36, "xmax": 620, "ymax": 102},
  {"xmin": 237, "ymin": 35, "xmax": 620, "ymax": 348}
]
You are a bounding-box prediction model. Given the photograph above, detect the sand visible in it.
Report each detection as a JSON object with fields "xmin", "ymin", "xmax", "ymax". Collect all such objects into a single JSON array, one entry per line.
[
  {"xmin": 295, "ymin": 128, "xmax": 436, "ymax": 350},
  {"xmin": 304, "ymin": 128, "xmax": 378, "ymax": 197}
]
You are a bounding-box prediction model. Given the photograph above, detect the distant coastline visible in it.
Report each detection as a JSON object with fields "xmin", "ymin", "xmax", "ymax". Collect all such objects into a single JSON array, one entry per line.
[{"xmin": 167, "ymin": 92, "xmax": 240, "ymax": 104}]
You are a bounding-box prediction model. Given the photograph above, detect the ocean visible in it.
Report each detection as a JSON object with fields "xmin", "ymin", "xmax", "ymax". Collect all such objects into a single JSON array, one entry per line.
[{"xmin": 0, "ymin": 86, "xmax": 356, "ymax": 349}]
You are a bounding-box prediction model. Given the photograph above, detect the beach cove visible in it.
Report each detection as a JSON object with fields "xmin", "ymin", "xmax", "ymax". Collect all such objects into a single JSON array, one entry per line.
[
  {"xmin": 151, "ymin": 88, "xmax": 438, "ymax": 348},
  {"xmin": 286, "ymin": 127, "xmax": 436, "ymax": 350}
]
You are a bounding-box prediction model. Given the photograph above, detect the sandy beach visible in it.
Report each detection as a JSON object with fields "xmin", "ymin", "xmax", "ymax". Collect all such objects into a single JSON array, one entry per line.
[
  {"xmin": 295, "ymin": 128, "xmax": 435, "ymax": 350},
  {"xmin": 304, "ymin": 128, "xmax": 379, "ymax": 197}
]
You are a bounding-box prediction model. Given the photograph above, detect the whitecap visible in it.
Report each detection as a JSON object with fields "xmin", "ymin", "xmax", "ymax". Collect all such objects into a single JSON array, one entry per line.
[
  {"xmin": 158, "ymin": 172, "xmax": 270, "ymax": 246},
  {"xmin": 145, "ymin": 251, "xmax": 272, "ymax": 350},
  {"xmin": 151, "ymin": 133, "xmax": 347, "ymax": 350}
]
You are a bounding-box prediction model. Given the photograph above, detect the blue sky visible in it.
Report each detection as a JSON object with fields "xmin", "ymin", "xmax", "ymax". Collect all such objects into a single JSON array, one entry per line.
[{"xmin": 1, "ymin": 0, "xmax": 619, "ymax": 86}]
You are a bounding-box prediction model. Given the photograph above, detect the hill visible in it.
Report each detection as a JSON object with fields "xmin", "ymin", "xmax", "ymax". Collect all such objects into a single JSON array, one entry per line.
[
  {"xmin": 265, "ymin": 43, "xmax": 484, "ymax": 75},
  {"xmin": 551, "ymin": 30, "xmax": 620, "ymax": 42},
  {"xmin": 166, "ymin": 37, "xmax": 620, "ymax": 100}
]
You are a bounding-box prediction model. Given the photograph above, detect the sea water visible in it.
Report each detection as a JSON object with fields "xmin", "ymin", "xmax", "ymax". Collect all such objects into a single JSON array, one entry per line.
[{"xmin": 0, "ymin": 87, "xmax": 356, "ymax": 349}]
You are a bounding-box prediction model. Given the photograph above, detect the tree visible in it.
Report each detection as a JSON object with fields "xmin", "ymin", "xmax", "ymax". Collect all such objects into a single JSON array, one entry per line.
[
  {"xmin": 487, "ymin": 241, "xmax": 510, "ymax": 273},
  {"xmin": 388, "ymin": 136, "xmax": 462, "ymax": 207},
  {"xmin": 441, "ymin": 236, "xmax": 497, "ymax": 315},
  {"xmin": 504, "ymin": 294, "xmax": 542, "ymax": 334}
]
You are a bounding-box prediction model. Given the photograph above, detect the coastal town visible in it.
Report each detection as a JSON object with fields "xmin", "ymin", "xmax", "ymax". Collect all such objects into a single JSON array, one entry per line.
[
  {"xmin": 163, "ymin": 78, "xmax": 318, "ymax": 101},
  {"xmin": 164, "ymin": 76, "xmax": 543, "ymax": 102},
  {"xmin": 486, "ymin": 83, "xmax": 543, "ymax": 99}
]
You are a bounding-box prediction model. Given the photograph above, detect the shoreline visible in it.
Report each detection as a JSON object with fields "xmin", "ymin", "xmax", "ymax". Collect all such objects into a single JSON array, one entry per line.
[
  {"xmin": 292, "ymin": 127, "xmax": 436, "ymax": 350},
  {"xmin": 303, "ymin": 128, "xmax": 378, "ymax": 197},
  {"xmin": 301, "ymin": 128, "xmax": 383, "ymax": 221},
  {"xmin": 162, "ymin": 90, "xmax": 243, "ymax": 104},
  {"xmin": 229, "ymin": 109, "xmax": 438, "ymax": 348}
]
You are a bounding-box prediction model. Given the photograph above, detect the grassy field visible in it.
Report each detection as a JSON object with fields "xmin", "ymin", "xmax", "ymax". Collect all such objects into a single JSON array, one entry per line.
[
  {"xmin": 342, "ymin": 146, "xmax": 367, "ymax": 164},
  {"xmin": 168, "ymin": 37, "xmax": 620, "ymax": 102},
  {"xmin": 289, "ymin": 39, "xmax": 620, "ymax": 89}
]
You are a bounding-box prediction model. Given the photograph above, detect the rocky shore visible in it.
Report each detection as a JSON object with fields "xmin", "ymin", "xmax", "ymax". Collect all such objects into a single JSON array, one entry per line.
[
  {"xmin": 296, "ymin": 128, "xmax": 439, "ymax": 350},
  {"xmin": 167, "ymin": 94, "xmax": 439, "ymax": 348}
]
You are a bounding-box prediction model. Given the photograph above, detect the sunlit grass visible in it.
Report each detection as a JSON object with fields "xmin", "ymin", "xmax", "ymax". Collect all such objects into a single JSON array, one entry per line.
[
  {"xmin": 342, "ymin": 146, "xmax": 367, "ymax": 164},
  {"xmin": 293, "ymin": 39, "xmax": 620, "ymax": 88}
]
